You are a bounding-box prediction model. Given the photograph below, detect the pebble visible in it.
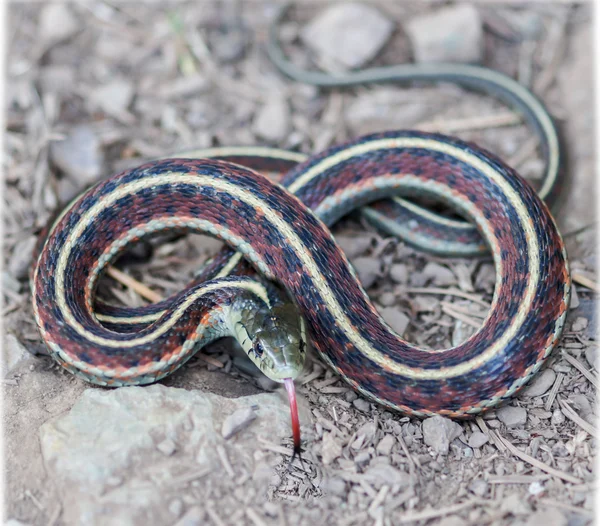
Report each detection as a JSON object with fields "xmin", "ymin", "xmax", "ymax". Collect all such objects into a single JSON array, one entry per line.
[
  {"xmin": 8, "ymin": 235, "xmax": 37, "ymax": 280},
  {"xmin": 422, "ymin": 415, "xmax": 463, "ymax": 455},
  {"xmin": 208, "ymin": 25, "xmax": 249, "ymax": 63},
  {"xmin": 378, "ymin": 292, "xmax": 396, "ymax": 307},
  {"xmin": 91, "ymin": 79, "xmax": 135, "ymax": 117},
  {"xmin": 585, "ymin": 346, "xmax": 598, "ymax": 370},
  {"xmin": 168, "ymin": 499, "xmax": 184, "ymax": 517},
  {"xmin": 406, "ymin": 4, "xmax": 483, "ymax": 64},
  {"xmin": 571, "ymin": 316, "xmax": 588, "ymax": 332},
  {"xmin": 362, "ymin": 463, "xmax": 410, "ymax": 490},
  {"xmin": 2, "ymin": 334, "xmax": 31, "ymax": 375},
  {"xmin": 156, "ymin": 438, "xmax": 177, "ymax": 456},
  {"xmin": 551, "ymin": 408, "xmax": 566, "ymax": 426},
  {"xmin": 390, "ymin": 263, "xmax": 408, "ymax": 284},
  {"xmin": 353, "ymin": 257, "xmax": 381, "ymax": 289},
  {"xmin": 252, "ymin": 97, "xmax": 291, "ymax": 143},
  {"xmin": 379, "ymin": 307, "xmax": 410, "ymax": 336},
  {"xmin": 497, "ymin": 406, "xmax": 527, "ymax": 427},
  {"xmin": 423, "ymin": 261, "xmax": 456, "ymax": 286},
  {"xmin": 301, "ymin": 3, "xmax": 394, "ymax": 70},
  {"xmin": 376, "ymin": 435, "xmax": 395, "ymax": 456},
  {"xmin": 222, "ymin": 406, "xmax": 257, "ymax": 439},
  {"xmin": 468, "ymin": 479, "xmax": 488, "ymax": 497},
  {"xmin": 335, "ymin": 234, "xmax": 372, "ymax": 258},
  {"xmin": 570, "ymin": 285, "xmax": 580, "ymax": 309},
  {"xmin": 50, "ymin": 124, "xmax": 104, "ymax": 186},
  {"xmin": 321, "ymin": 432, "xmax": 343, "ymax": 465},
  {"xmin": 569, "ymin": 394, "xmax": 592, "ymax": 418},
  {"xmin": 499, "ymin": 493, "xmax": 530, "ymax": 515},
  {"xmin": 322, "ymin": 476, "xmax": 347, "ymax": 497},
  {"xmin": 467, "ymin": 431, "xmax": 489, "ymax": 448},
  {"xmin": 353, "ymin": 398, "xmax": 371, "ymax": 413},
  {"xmin": 40, "ymin": 3, "xmax": 79, "ymax": 43},
  {"xmin": 522, "ymin": 369, "xmax": 556, "ymax": 397}
]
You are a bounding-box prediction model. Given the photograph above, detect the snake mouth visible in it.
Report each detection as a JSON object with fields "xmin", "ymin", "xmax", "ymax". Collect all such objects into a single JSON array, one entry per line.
[{"xmin": 283, "ymin": 377, "xmax": 301, "ymax": 454}]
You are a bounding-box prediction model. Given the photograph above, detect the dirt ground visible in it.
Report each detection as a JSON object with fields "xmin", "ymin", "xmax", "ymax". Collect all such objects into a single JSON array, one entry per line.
[{"xmin": 3, "ymin": 2, "xmax": 596, "ymax": 525}]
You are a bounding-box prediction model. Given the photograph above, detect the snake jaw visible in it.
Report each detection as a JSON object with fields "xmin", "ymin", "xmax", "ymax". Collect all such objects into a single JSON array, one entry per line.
[{"xmin": 284, "ymin": 377, "xmax": 301, "ymax": 454}]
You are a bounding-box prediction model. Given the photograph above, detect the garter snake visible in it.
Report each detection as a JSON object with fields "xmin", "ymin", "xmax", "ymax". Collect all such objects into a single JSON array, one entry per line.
[{"xmin": 33, "ymin": 131, "xmax": 570, "ymax": 453}]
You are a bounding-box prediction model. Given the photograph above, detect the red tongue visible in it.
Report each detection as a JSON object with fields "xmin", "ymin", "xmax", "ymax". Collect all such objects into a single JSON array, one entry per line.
[{"xmin": 284, "ymin": 378, "xmax": 301, "ymax": 453}]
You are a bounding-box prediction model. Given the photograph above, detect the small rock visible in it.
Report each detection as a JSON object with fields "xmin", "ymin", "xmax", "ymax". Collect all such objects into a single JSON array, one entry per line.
[
  {"xmin": 353, "ymin": 257, "xmax": 381, "ymax": 289},
  {"xmin": 551, "ymin": 408, "xmax": 566, "ymax": 426},
  {"xmin": 422, "ymin": 415, "xmax": 463, "ymax": 455},
  {"xmin": 406, "ymin": 4, "xmax": 483, "ymax": 64},
  {"xmin": 378, "ymin": 292, "xmax": 396, "ymax": 307},
  {"xmin": 91, "ymin": 79, "xmax": 135, "ymax": 117},
  {"xmin": 522, "ymin": 369, "xmax": 556, "ymax": 397},
  {"xmin": 497, "ymin": 405, "xmax": 527, "ymax": 427},
  {"xmin": 322, "ymin": 476, "xmax": 346, "ymax": 496},
  {"xmin": 173, "ymin": 506, "xmax": 204, "ymax": 526},
  {"xmin": 301, "ymin": 3, "xmax": 394, "ymax": 70},
  {"xmin": 379, "ymin": 307, "xmax": 410, "ymax": 336},
  {"xmin": 168, "ymin": 499, "xmax": 183, "ymax": 517},
  {"xmin": 40, "ymin": 4, "xmax": 79, "ymax": 43},
  {"xmin": 468, "ymin": 479, "xmax": 488, "ymax": 497},
  {"xmin": 335, "ymin": 234, "xmax": 372, "ymax": 258},
  {"xmin": 354, "ymin": 451, "xmax": 371, "ymax": 465},
  {"xmin": 390, "ymin": 263, "xmax": 408, "ymax": 284},
  {"xmin": 362, "ymin": 464, "xmax": 410, "ymax": 490},
  {"xmin": 376, "ymin": 435, "xmax": 395, "ymax": 456},
  {"xmin": 8, "ymin": 236, "xmax": 37, "ymax": 280},
  {"xmin": 468, "ymin": 431, "xmax": 489, "ymax": 448},
  {"xmin": 253, "ymin": 97, "xmax": 290, "ymax": 143},
  {"xmin": 353, "ymin": 398, "xmax": 371, "ymax": 413},
  {"xmin": 321, "ymin": 432, "xmax": 342, "ymax": 465},
  {"xmin": 156, "ymin": 438, "xmax": 177, "ymax": 456},
  {"xmin": 2, "ymin": 334, "xmax": 32, "ymax": 375},
  {"xmin": 208, "ymin": 25, "xmax": 249, "ymax": 63},
  {"xmin": 525, "ymin": 509, "xmax": 567, "ymax": 526},
  {"xmin": 221, "ymin": 406, "xmax": 257, "ymax": 439},
  {"xmin": 569, "ymin": 394, "xmax": 592, "ymax": 418},
  {"xmin": 585, "ymin": 346, "xmax": 598, "ymax": 370},
  {"xmin": 571, "ymin": 317, "xmax": 589, "ymax": 332},
  {"xmin": 499, "ymin": 493, "xmax": 530, "ymax": 515},
  {"xmin": 423, "ymin": 262, "xmax": 456, "ymax": 286},
  {"xmin": 50, "ymin": 125, "xmax": 103, "ymax": 186},
  {"xmin": 570, "ymin": 285, "xmax": 580, "ymax": 309}
]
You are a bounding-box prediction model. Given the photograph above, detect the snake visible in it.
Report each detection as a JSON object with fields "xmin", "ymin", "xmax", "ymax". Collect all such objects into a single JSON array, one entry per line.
[{"xmin": 31, "ymin": 7, "xmax": 570, "ymax": 452}]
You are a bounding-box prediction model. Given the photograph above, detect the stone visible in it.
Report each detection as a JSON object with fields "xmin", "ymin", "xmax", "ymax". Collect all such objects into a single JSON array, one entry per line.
[
  {"xmin": 571, "ymin": 317, "xmax": 588, "ymax": 332},
  {"xmin": 379, "ymin": 307, "xmax": 410, "ymax": 336},
  {"xmin": 468, "ymin": 479, "xmax": 488, "ymax": 497},
  {"xmin": 499, "ymin": 493, "xmax": 530, "ymax": 515},
  {"xmin": 423, "ymin": 262, "xmax": 457, "ymax": 287},
  {"xmin": 376, "ymin": 435, "xmax": 395, "ymax": 456},
  {"xmin": 322, "ymin": 476, "xmax": 346, "ymax": 496},
  {"xmin": 8, "ymin": 235, "xmax": 37, "ymax": 280},
  {"xmin": 467, "ymin": 431, "xmax": 489, "ymax": 448},
  {"xmin": 353, "ymin": 398, "xmax": 371, "ymax": 413},
  {"xmin": 91, "ymin": 79, "xmax": 135, "ymax": 117},
  {"xmin": 39, "ymin": 385, "xmax": 297, "ymax": 525},
  {"xmin": 301, "ymin": 3, "xmax": 394, "ymax": 71},
  {"xmin": 522, "ymin": 369, "xmax": 556, "ymax": 398},
  {"xmin": 497, "ymin": 406, "xmax": 527, "ymax": 427},
  {"xmin": 406, "ymin": 4, "xmax": 483, "ymax": 64},
  {"xmin": 362, "ymin": 464, "xmax": 410, "ymax": 490},
  {"xmin": 353, "ymin": 257, "xmax": 381, "ymax": 289},
  {"xmin": 40, "ymin": 4, "xmax": 79, "ymax": 43},
  {"xmin": 335, "ymin": 234, "xmax": 373, "ymax": 258},
  {"xmin": 253, "ymin": 97, "xmax": 290, "ymax": 143},
  {"xmin": 321, "ymin": 432, "xmax": 342, "ymax": 465},
  {"xmin": 50, "ymin": 124, "xmax": 104, "ymax": 186},
  {"xmin": 2, "ymin": 334, "xmax": 32, "ymax": 376},
  {"xmin": 390, "ymin": 263, "xmax": 408, "ymax": 284},
  {"xmin": 422, "ymin": 416, "xmax": 463, "ymax": 455},
  {"xmin": 221, "ymin": 406, "xmax": 257, "ymax": 439}
]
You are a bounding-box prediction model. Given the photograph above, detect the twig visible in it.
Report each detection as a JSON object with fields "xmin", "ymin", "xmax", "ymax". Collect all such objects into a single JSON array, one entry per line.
[
  {"xmin": 106, "ymin": 266, "xmax": 164, "ymax": 303},
  {"xmin": 488, "ymin": 474, "xmax": 550, "ymax": 484},
  {"xmin": 441, "ymin": 303, "xmax": 482, "ymax": 329},
  {"xmin": 544, "ymin": 372, "xmax": 564, "ymax": 411},
  {"xmin": 216, "ymin": 444, "xmax": 236, "ymax": 478},
  {"xmin": 476, "ymin": 417, "xmax": 506, "ymax": 452},
  {"xmin": 560, "ymin": 351, "xmax": 600, "ymax": 389},
  {"xmin": 495, "ymin": 432, "xmax": 582, "ymax": 484},
  {"xmin": 440, "ymin": 301, "xmax": 487, "ymax": 319},
  {"xmin": 404, "ymin": 287, "xmax": 490, "ymax": 308},
  {"xmin": 246, "ymin": 508, "xmax": 268, "ymax": 526},
  {"xmin": 571, "ymin": 272, "xmax": 600, "ymax": 293},
  {"xmin": 47, "ymin": 504, "xmax": 62, "ymax": 526},
  {"xmin": 397, "ymin": 499, "xmax": 482, "ymax": 524},
  {"xmin": 196, "ymin": 353, "xmax": 225, "ymax": 369},
  {"xmin": 559, "ymin": 400, "xmax": 597, "ymax": 437},
  {"xmin": 417, "ymin": 111, "xmax": 521, "ymax": 133}
]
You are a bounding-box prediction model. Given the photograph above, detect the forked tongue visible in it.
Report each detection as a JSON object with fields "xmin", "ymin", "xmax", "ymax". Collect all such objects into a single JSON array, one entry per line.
[{"xmin": 283, "ymin": 378, "xmax": 301, "ymax": 454}]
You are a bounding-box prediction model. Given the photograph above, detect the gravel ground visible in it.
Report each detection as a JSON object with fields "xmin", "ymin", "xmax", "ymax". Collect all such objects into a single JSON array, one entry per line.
[{"xmin": 3, "ymin": 2, "xmax": 596, "ymax": 526}]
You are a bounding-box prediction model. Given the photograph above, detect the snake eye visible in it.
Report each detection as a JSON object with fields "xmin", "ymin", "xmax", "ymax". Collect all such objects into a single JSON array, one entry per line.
[{"xmin": 253, "ymin": 341, "xmax": 264, "ymax": 357}]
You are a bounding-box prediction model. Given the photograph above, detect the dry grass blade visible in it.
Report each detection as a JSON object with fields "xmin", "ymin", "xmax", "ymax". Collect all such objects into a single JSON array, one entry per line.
[
  {"xmin": 559, "ymin": 400, "xmax": 597, "ymax": 437},
  {"xmin": 404, "ymin": 287, "xmax": 490, "ymax": 308},
  {"xmin": 495, "ymin": 432, "xmax": 582, "ymax": 484},
  {"xmin": 544, "ymin": 372, "xmax": 564, "ymax": 411},
  {"xmin": 560, "ymin": 351, "xmax": 600, "ymax": 389},
  {"xmin": 397, "ymin": 499, "xmax": 482, "ymax": 524},
  {"xmin": 441, "ymin": 303, "xmax": 482, "ymax": 328},
  {"xmin": 571, "ymin": 272, "xmax": 600, "ymax": 293},
  {"xmin": 106, "ymin": 266, "xmax": 164, "ymax": 303},
  {"xmin": 476, "ymin": 417, "xmax": 506, "ymax": 452}
]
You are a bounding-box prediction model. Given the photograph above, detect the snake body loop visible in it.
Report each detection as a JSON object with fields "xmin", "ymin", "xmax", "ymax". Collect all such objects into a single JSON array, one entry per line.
[{"xmin": 32, "ymin": 131, "xmax": 570, "ymax": 417}]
